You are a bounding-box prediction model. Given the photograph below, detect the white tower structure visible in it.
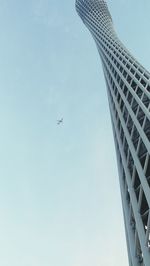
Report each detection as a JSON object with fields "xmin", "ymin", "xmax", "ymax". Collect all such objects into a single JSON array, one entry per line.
[{"xmin": 75, "ymin": 1, "xmax": 150, "ymax": 265}]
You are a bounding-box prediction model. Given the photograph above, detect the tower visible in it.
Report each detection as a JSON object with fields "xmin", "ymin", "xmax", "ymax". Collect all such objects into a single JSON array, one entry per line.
[{"xmin": 75, "ymin": 1, "xmax": 150, "ymax": 265}]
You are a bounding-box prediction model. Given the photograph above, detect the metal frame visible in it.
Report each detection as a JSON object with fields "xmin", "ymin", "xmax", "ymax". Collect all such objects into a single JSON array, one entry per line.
[{"xmin": 76, "ymin": 1, "xmax": 150, "ymax": 265}]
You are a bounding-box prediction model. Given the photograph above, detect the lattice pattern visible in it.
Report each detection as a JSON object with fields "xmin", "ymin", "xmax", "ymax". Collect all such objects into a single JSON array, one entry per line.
[{"xmin": 76, "ymin": 1, "xmax": 150, "ymax": 265}]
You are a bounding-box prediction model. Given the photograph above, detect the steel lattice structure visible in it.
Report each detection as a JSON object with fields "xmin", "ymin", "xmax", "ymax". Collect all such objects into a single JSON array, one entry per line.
[{"xmin": 75, "ymin": 0, "xmax": 150, "ymax": 265}]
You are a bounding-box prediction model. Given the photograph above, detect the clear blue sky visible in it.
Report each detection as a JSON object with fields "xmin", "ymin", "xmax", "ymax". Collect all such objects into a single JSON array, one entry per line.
[{"xmin": 0, "ymin": 1, "xmax": 150, "ymax": 265}]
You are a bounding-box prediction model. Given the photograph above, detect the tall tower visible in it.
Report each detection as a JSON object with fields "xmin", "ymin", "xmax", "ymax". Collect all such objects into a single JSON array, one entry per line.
[{"xmin": 75, "ymin": 0, "xmax": 150, "ymax": 265}]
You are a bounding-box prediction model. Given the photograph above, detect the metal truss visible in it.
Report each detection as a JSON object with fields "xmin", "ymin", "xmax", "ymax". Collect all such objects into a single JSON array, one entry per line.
[{"xmin": 76, "ymin": 1, "xmax": 150, "ymax": 265}]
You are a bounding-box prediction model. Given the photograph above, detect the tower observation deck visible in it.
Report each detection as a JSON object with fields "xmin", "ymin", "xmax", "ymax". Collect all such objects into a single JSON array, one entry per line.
[{"xmin": 75, "ymin": 1, "xmax": 150, "ymax": 265}]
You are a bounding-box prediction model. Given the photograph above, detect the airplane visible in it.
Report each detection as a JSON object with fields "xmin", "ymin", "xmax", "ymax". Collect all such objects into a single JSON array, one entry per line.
[{"xmin": 57, "ymin": 118, "xmax": 63, "ymax": 125}]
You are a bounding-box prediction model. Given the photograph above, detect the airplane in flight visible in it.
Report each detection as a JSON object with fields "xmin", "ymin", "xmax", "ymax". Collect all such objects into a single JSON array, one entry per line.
[{"xmin": 57, "ymin": 118, "xmax": 63, "ymax": 125}]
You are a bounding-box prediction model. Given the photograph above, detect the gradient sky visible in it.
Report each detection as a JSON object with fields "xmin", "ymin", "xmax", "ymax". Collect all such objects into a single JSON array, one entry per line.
[{"xmin": 0, "ymin": 1, "xmax": 150, "ymax": 265}]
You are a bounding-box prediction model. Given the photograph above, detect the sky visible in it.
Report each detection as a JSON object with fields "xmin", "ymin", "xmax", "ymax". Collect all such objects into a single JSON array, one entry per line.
[{"xmin": 0, "ymin": 0, "xmax": 150, "ymax": 266}]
